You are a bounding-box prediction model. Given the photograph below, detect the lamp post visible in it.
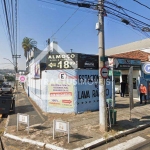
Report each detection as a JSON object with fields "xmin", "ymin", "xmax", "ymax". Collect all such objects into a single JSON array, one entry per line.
[{"xmin": 3, "ymin": 58, "xmax": 16, "ymax": 71}]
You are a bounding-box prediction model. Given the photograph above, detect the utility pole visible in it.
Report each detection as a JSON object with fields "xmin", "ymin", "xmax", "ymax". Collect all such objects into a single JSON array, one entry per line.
[
  {"xmin": 12, "ymin": 54, "xmax": 21, "ymax": 91},
  {"xmin": 12, "ymin": 54, "xmax": 21, "ymax": 73},
  {"xmin": 98, "ymin": 0, "xmax": 107, "ymax": 132}
]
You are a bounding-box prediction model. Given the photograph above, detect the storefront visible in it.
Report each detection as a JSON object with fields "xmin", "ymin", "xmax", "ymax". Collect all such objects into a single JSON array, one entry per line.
[{"xmin": 108, "ymin": 58, "xmax": 141, "ymax": 98}]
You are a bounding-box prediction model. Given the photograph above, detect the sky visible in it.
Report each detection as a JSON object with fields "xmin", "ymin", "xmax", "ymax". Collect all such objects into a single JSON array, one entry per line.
[{"xmin": 0, "ymin": 0, "xmax": 150, "ymax": 70}]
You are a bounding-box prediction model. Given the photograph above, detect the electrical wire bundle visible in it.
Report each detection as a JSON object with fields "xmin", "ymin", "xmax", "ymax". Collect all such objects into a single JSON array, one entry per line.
[
  {"xmin": 1, "ymin": 0, "xmax": 18, "ymax": 64},
  {"xmin": 38, "ymin": 0, "xmax": 150, "ymax": 38}
]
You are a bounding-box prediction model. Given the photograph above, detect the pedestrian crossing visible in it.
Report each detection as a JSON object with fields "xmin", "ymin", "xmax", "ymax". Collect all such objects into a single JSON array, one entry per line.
[{"xmin": 107, "ymin": 136, "xmax": 146, "ymax": 150}]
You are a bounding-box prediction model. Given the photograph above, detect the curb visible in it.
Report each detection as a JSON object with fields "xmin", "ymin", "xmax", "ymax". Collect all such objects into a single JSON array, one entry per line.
[
  {"xmin": 81, "ymin": 123, "xmax": 150, "ymax": 149},
  {"xmin": 2, "ymin": 122, "xmax": 150, "ymax": 150}
]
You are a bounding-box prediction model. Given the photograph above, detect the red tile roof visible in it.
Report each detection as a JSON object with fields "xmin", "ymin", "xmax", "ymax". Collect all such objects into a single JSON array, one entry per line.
[{"xmin": 110, "ymin": 50, "xmax": 150, "ymax": 62}]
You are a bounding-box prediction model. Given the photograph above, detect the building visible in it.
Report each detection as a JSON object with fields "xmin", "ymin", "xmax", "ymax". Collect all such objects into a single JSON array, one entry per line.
[{"xmin": 106, "ymin": 38, "xmax": 150, "ymax": 56}]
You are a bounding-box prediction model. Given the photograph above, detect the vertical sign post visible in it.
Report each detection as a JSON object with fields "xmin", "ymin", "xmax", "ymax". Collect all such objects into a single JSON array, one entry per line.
[{"xmin": 128, "ymin": 66, "xmax": 134, "ymax": 120}]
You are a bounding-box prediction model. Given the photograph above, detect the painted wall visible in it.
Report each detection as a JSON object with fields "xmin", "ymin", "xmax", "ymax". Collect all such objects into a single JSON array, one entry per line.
[{"xmin": 25, "ymin": 69, "xmax": 112, "ymax": 113}]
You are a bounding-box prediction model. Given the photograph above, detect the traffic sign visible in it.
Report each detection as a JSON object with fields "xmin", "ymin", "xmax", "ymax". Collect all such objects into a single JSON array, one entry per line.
[
  {"xmin": 109, "ymin": 70, "xmax": 121, "ymax": 76},
  {"xmin": 100, "ymin": 67, "xmax": 108, "ymax": 79},
  {"xmin": 19, "ymin": 75, "xmax": 26, "ymax": 83},
  {"xmin": 142, "ymin": 63, "xmax": 150, "ymax": 74}
]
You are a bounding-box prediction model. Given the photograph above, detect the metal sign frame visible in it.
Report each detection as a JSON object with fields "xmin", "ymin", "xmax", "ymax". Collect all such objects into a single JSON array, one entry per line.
[
  {"xmin": 53, "ymin": 119, "xmax": 70, "ymax": 143},
  {"xmin": 17, "ymin": 113, "xmax": 29, "ymax": 134}
]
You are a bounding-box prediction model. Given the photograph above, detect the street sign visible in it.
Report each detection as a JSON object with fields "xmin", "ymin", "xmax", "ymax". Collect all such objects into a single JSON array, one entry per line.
[
  {"xmin": 109, "ymin": 70, "xmax": 121, "ymax": 76},
  {"xmin": 142, "ymin": 63, "xmax": 150, "ymax": 74},
  {"xmin": 19, "ymin": 75, "xmax": 26, "ymax": 83},
  {"xmin": 100, "ymin": 67, "xmax": 108, "ymax": 79}
]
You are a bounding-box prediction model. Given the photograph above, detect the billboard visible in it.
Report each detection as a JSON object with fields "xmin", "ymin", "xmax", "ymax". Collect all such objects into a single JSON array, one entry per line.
[
  {"xmin": 46, "ymin": 53, "xmax": 98, "ymax": 70},
  {"xmin": 47, "ymin": 53, "xmax": 78, "ymax": 69},
  {"xmin": 78, "ymin": 54, "xmax": 98, "ymax": 69}
]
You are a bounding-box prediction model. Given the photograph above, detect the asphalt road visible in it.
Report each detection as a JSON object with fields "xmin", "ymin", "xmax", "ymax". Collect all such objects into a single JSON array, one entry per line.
[{"xmin": 92, "ymin": 127, "xmax": 150, "ymax": 150}]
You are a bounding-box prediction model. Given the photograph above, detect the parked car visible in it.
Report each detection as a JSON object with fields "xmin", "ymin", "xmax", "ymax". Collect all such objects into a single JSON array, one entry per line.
[{"xmin": 1, "ymin": 84, "xmax": 14, "ymax": 94}]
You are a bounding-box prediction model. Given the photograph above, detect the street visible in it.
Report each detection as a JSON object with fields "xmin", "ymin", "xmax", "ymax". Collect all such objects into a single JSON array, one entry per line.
[{"xmin": 92, "ymin": 127, "xmax": 150, "ymax": 150}]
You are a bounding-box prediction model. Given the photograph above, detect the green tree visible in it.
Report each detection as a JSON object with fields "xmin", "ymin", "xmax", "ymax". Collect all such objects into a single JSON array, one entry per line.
[{"xmin": 22, "ymin": 37, "xmax": 37, "ymax": 57}]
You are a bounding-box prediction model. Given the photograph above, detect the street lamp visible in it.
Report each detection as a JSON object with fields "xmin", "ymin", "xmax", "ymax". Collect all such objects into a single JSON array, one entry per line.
[
  {"xmin": 3, "ymin": 58, "xmax": 15, "ymax": 67},
  {"xmin": 3, "ymin": 58, "xmax": 17, "ymax": 73}
]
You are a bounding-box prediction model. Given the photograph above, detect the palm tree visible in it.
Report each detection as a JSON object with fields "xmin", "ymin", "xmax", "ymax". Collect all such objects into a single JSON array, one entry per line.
[{"xmin": 22, "ymin": 37, "xmax": 37, "ymax": 57}]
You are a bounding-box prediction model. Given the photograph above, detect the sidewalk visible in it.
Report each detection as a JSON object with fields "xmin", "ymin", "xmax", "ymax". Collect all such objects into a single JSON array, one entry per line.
[{"xmin": 2, "ymin": 87, "xmax": 150, "ymax": 150}]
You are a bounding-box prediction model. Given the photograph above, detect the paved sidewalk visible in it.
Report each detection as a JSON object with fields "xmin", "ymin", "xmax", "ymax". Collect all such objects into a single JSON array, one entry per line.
[{"xmin": 2, "ymin": 88, "xmax": 150, "ymax": 150}]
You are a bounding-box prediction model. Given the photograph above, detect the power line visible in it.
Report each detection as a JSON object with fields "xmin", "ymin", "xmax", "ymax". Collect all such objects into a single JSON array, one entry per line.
[
  {"xmin": 50, "ymin": 7, "xmax": 80, "ymax": 39},
  {"xmin": 110, "ymin": 0, "xmax": 150, "ymax": 38},
  {"xmin": 60, "ymin": 12, "xmax": 90, "ymax": 43},
  {"xmin": 15, "ymin": 0, "xmax": 17, "ymax": 56},
  {"xmin": 105, "ymin": 0, "xmax": 150, "ymax": 21},
  {"xmin": 38, "ymin": 0, "xmax": 96, "ymax": 14},
  {"xmin": 2, "ymin": 0, "xmax": 14, "ymax": 56},
  {"xmin": 133, "ymin": 0, "xmax": 150, "ymax": 10}
]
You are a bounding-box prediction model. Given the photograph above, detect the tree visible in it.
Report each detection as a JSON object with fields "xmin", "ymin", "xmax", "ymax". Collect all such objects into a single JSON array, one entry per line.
[{"xmin": 22, "ymin": 37, "xmax": 37, "ymax": 57}]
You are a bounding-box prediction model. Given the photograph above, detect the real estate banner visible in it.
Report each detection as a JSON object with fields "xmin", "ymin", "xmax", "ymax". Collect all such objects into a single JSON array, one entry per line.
[{"xmin": 48, "ymin": 82, "xmax": 74, "ymax": 108}]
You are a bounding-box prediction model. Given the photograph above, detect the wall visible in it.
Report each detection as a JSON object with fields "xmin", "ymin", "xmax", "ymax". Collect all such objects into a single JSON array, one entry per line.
[
  {"xmin": 25, "ymin": 69, "xmax": 112, "ymax": 114},
  {"xmin": 25, "ymin": 73, "xmax": 47, "ymax": 112}
]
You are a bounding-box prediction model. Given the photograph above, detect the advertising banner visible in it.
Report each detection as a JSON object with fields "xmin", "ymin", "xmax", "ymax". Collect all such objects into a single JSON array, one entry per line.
[
  {"xmin": 30, "ymin": 60, "xmax": 40, "ymax": 78},
  {"xmin": 48, "ymin": 82, "xmax": 74, "ymax": 108},
  {"xmin": 47, "ymin": 53, "xmax": 98, "ymax": 70},
  {"xmin": 78, "ymin": 54, "xmax": 98, "ymax": 69},
  {"xmin": 47, "ymin": 53, "xmax": 78, "ymax": 69}
]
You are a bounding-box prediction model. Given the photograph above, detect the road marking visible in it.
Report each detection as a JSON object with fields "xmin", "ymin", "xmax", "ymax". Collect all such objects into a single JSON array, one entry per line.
[{"xmin": 108, "ymin": 136, "xmax": 146, "ymax": 150}]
